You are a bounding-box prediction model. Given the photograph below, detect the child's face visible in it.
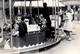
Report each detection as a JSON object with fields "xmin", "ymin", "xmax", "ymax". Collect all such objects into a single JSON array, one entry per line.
[{"xmin": 16, "ymin": 16, "xmax": 21, "ymax": 23}]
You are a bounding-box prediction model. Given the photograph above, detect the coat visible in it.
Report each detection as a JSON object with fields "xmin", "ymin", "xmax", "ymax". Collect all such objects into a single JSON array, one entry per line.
[
  {"xmin": 63, "ymin": 12, "xmax": 73, "ymax": 31},
  {"xmin": 18, "ymin": 21, "xmax": 27, "ymax": 37}
]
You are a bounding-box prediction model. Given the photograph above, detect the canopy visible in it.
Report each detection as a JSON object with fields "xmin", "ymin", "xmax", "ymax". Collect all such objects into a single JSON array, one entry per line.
[
  {"xmin": 60, "ymin": 0, "xmax": 80, "ymax": 5},
  {"xmin": 14, "ymin": 0, "xmax": 65, "ymax": 7},
  {"xmin": 60, "ymin": 0, "xmax": 80, "ymax": 1},
  {"xmin": 15, "ymin": 0, "xmax": 37, "ymax": 1},
  {"xmin": 43, "ymin": 0, "xmax": 65, "ymax": 7},
  {"xmin": 14, "ymin": 1, "xmax": 43, "ymax": 7}
]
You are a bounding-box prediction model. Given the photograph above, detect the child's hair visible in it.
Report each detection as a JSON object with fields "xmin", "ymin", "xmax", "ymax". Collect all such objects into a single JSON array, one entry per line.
[
  {"xmin": 15, "ymin": 16, "xmax": 22, "ymax": 20},
  {"xmin": 21, "ymin": 16, "xmax": 25, "ymax": 21}
]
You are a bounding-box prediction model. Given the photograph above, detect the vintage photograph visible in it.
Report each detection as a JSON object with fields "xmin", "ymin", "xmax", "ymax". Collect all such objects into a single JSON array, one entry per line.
[{"xmin": 0, "ymin": 0, "xmax": 80, "ymax": 54}]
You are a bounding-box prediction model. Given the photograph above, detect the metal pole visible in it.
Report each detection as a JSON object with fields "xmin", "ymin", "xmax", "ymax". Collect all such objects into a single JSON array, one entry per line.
[
  {"xmin": 18, "ymin": 6, "xmax": 20, "ymax": 15},
  {"xmin": 37, "ymin": 0, "xmax": 40, "ymax": 49},
  {"xmin": 55, "ymin": 0, "xmax": 57, "ymax": 41},
  {"xmin": 73, "ymin": 5, "xmax": 75, "ymax": 21},
  {"xmin": 37, "ymin": 0, "xmax": 39, "ymax": 17},
  {"xmin": 52, "ymin": 0, "xmax": 57, "ymax": 41},
  {"xmin": 29, "ymin": 1, "xmax": 32, "ymax": 16},
  {"xmin": 9, "ymin": 0, "xmax": 13, "ymax": 49},
  {"xmin": 1, "ymin": 0, "xmax": 4, "ymax": 40},
  {"xmin": 24, "ymin": 0, "xmax": 26, "ymax": 16},
  {"xmin": 12, "ymin": 0, "xmax": 15, "ymax": 24},
  {"xmin": 52, "ymin": 0, "xmax": 54, "ymax": 17},
  {"xmin": 21, "ymin": 2, "xmax": 23, "ymax": 15},
  {"xmin": 13, "ymin": 0, "xmax": 15, "ymax": 16},
  {"xmin": 57, "ymin": 0, "xmax": 59, "ymax": 27},
  {"xmin": 57, "ymin": 0, "xmax": 59, "ymax": 36},
  {"xmin": 17, "ymin": 1, "xmax": 21, "ymax": 15},
  {"xmin": 3, "ymin": 0, "xmax": 6, "ymax": 23}
]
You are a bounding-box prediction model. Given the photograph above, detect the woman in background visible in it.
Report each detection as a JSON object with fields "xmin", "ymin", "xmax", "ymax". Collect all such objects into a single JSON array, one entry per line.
[{"xmin": 63, "ymin": 9, "xmax": 73, "ymax": 41}]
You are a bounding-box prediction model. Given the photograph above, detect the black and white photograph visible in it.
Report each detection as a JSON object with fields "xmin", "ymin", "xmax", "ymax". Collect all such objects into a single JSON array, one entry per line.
[{"xmin": 0, "ymin": 0, "xmax": 80, "ymax": 54}]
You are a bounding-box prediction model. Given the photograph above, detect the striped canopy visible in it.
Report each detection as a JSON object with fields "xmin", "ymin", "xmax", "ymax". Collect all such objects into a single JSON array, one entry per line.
[
  {"xmin": 60, "ymin": 0, "xmax": 80, "ymax": 5},
  {"xmin": 14, "ymin": 0, "xmax": 65, "ymax": 7}
]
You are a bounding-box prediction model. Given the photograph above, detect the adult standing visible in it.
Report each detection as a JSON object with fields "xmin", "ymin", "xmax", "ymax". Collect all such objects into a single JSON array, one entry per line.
[
  {"xmin": 42, "ymin": 3, "xmax": 52, "ymax": 41},
  {"xmin": 63, "ymin": 6, "xmax": 73, "ymax": 41}
]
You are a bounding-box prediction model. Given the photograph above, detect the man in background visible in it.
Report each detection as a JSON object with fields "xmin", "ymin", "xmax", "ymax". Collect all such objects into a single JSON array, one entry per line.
[{"xmin": 42, "ymin": 3, "xmax": 53, "ymax": 41}]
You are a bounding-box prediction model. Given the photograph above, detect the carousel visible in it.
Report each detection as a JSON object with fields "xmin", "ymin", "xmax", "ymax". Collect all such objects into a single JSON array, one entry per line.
[{"xmin": 0, "ymin": 0, "xmax": 66, "ymax": 53}]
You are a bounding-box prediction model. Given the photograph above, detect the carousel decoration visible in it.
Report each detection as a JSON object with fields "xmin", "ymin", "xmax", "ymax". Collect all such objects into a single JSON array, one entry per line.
[
  {"xmin": 0, "ymin": 0, "xmax": 4, "ymax": 47},
  {"xmin": 0, "ymin": 0, "xmax": 66, "ymax": 53}
]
